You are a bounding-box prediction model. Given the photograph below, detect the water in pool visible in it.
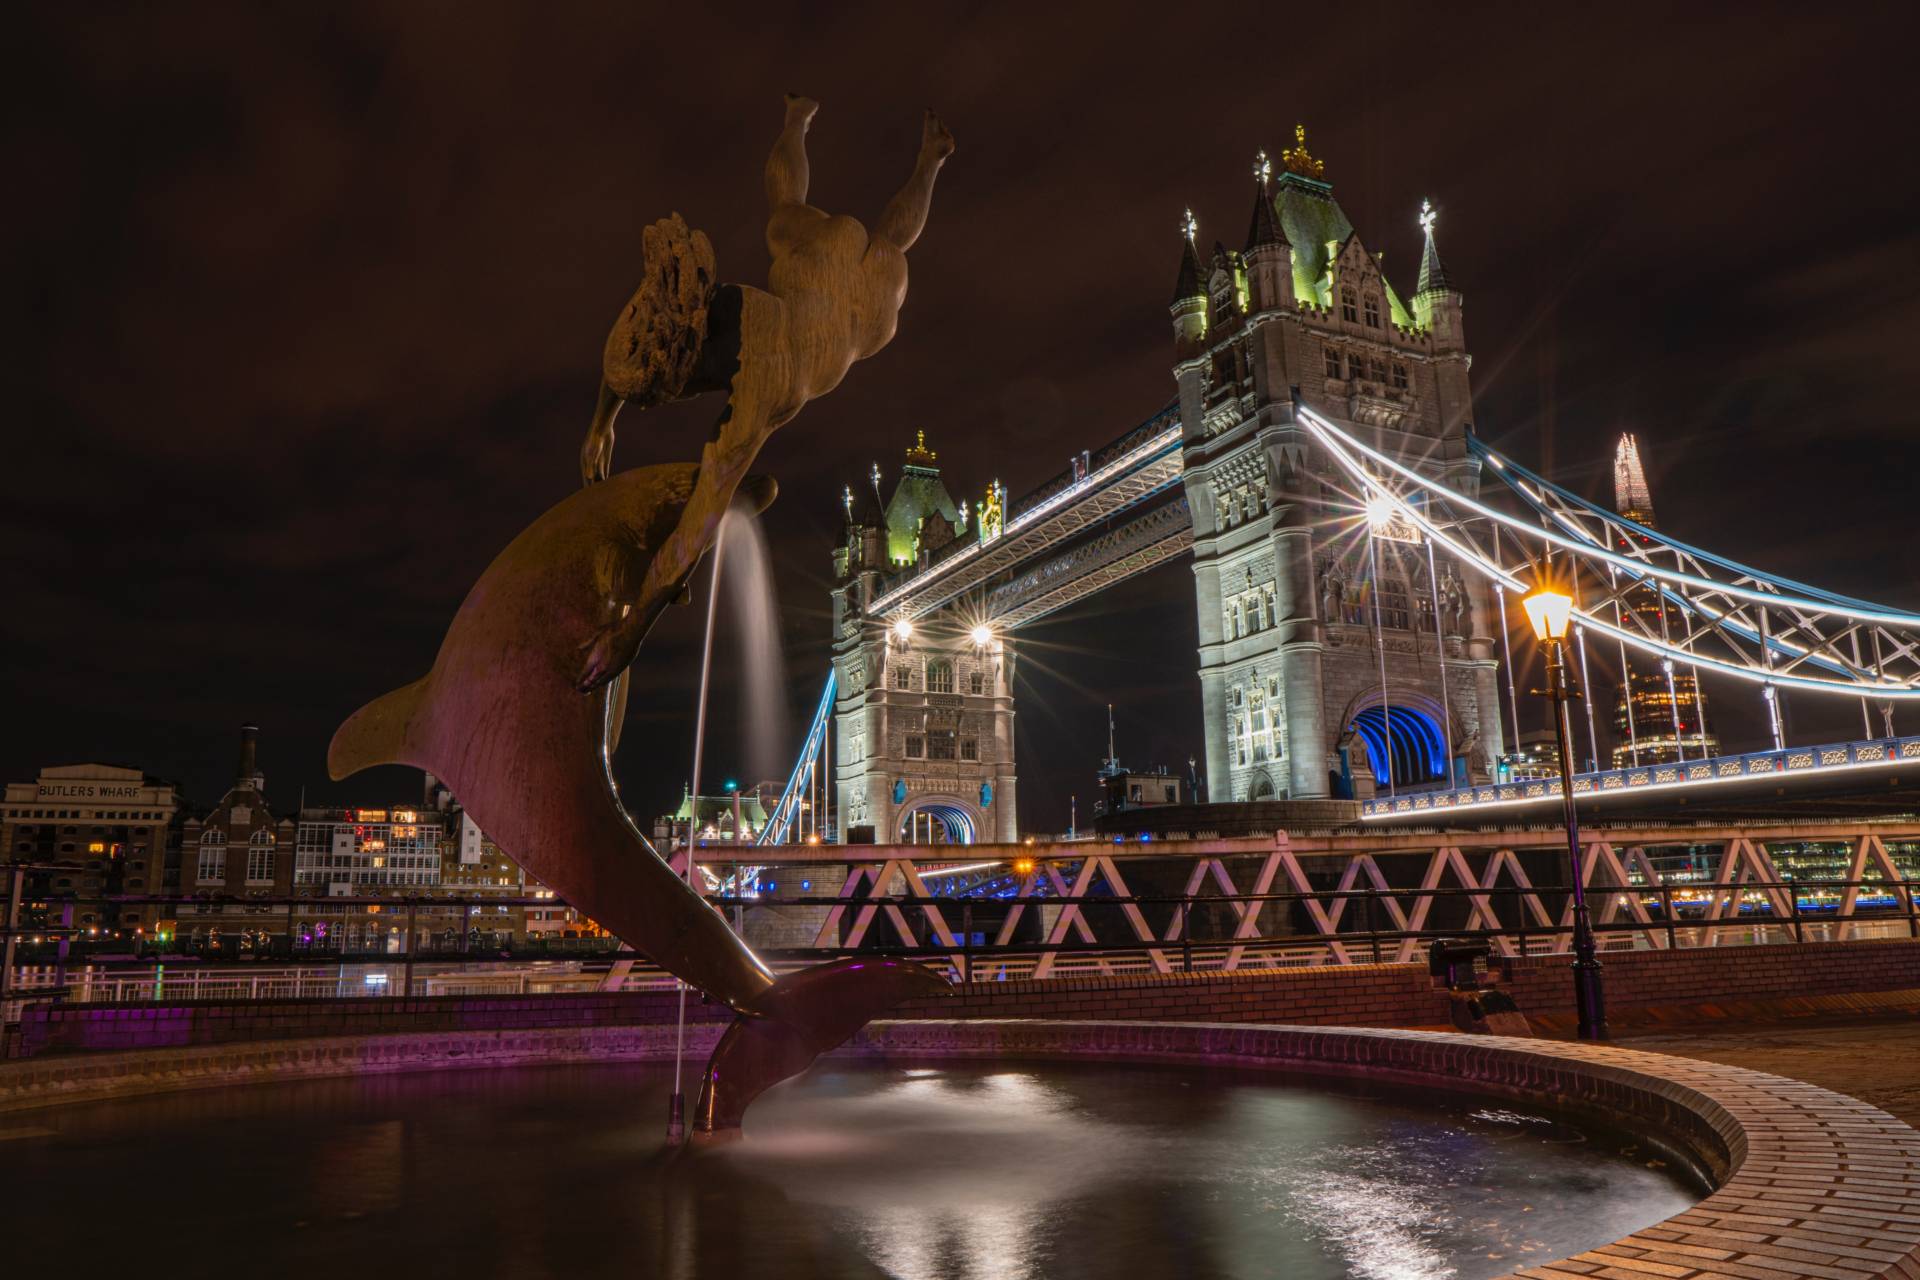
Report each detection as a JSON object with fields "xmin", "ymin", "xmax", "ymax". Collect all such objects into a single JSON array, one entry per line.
[{"xmin": 4, "ymin": 1061, "xmax": 1696, "ymax": 1279}]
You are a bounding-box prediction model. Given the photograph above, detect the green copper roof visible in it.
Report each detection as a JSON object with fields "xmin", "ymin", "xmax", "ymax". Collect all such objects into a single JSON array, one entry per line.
[
  {"xmin": 886, "ymin": 464, "xmax": 960, "ymax": 564},
  {"xmin": 1272, "ymin": 174, "xmax": 1353, "ymax": 307}
]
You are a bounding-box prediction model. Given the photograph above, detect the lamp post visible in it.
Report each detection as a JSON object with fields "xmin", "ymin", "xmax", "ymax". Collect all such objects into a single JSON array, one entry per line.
[{"xmin": 1521, "ymin": 582, "xmax": 1608, "ymax": 1041}]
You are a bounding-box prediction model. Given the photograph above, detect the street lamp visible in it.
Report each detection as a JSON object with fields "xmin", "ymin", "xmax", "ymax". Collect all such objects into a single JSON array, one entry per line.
[{"xmin": 1522, "ymin": 580, "xmax": 1608, "ymax": 1041}]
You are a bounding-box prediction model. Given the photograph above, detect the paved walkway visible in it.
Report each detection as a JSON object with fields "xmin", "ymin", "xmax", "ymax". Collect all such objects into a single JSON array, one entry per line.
[{"xmin": 1623, "ymin": 1012, "xmax": 1920, "ymax": 1126}]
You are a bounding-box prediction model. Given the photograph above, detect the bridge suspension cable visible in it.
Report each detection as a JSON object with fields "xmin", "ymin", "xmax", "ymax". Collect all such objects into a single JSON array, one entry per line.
[
  {"xmin": 756, "ymin": 669, "xmax": 837, "ymax": 847},
  {"xmin": 1295, "ymin": 407, "xmax": 1920, "ymax": 705}
]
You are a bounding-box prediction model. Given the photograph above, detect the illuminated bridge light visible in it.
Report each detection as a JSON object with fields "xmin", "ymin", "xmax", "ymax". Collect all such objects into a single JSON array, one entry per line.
[{"xmin": 1362, "ymin": 731, "xmax": 1920, "ymax": 822}]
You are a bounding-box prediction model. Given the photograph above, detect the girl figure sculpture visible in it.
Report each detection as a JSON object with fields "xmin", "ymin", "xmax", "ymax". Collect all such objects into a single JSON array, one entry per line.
[{"xmin": 576, "ymin": 95, "xmax": 954, "ymax": 690}]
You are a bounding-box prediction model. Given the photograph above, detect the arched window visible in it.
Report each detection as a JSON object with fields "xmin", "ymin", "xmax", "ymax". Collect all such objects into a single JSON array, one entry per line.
[
  {"xmin": 196, "ymin": 829, "xmax": 226, "ymax": 883},
  {"xmin": 1363, "ymin": 294, "xmax": 1380, "ymax": 328},
  {"xmin": 925, "ymin": 659, "xmax": 954, "ymax": 694},
  {"xmin": 1378, "ymin": 573, "xmax": 1410, "ymax": 631},
  {"xmin": 1341, "ymin": 289, "xmax": 1358, "ymax": 323},
  {"xmin": 246, "ymin": 830, "xmax": 276, "ymax": 884},
  {"xmin": 969, "ymin": 670, "xmax": 985, "ymax": 696}
]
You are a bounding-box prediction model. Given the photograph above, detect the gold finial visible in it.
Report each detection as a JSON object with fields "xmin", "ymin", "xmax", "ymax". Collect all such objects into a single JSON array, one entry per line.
[
  {"xmin": 1181, "ymin": 207, "xmax": 1198, "ymax": 243},
  {"xmin": 1253, "ymin": 149, "xmax": 1272, "ymax": 187},
  {"xmin": 1280, "ymin": 123, "xmax": 1324, "ymax": 179},
  {"xmin": 905, "ymin": 429, "xmax": 937, "ymax": 464},
  {"xmin": 1419, "ymin": 198, "xmax": 1437, "ymax": 235}
]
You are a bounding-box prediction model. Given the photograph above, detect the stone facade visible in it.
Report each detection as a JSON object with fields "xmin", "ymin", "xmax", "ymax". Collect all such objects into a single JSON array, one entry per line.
[
  {"xmin": 831, "ymin": 436, "xmax": 1017, "ymax": 843},
  {"xmin": 1174, "ymin": 139, "xmax": 1505, "ymax": 801},
  {"xmin": 2, "ymin": 761, "xmax": 182, "ymax": 937}
]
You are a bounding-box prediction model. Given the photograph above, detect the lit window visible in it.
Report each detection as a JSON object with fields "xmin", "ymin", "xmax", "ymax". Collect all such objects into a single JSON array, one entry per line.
[
  {"xmin": 1363, "ymin": 295, "xmax": 1380, "ymax": 328},
  {"xmin": 246, "ymin": 830, "xmax": 275, "ymax": 884},
  {"xmin": 1341, "ymin": 290, "xmax": 1357, "ymax": 323},
  {"xmin": 196, "ymin": 830, "xmax": 226, "ymax": 883},
  {"xmin": 892, "ymin": 664, "xmax": 911, "ymax": 690},
  {"xmin": 926, "ymin": 660, "xmax": 954, "ymax": 694}
]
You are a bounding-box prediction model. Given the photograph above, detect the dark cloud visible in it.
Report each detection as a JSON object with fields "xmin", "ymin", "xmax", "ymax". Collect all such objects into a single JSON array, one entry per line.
[{"xmin": 4, "ymin": 3, "xmax": 1916, "ymax": 826}]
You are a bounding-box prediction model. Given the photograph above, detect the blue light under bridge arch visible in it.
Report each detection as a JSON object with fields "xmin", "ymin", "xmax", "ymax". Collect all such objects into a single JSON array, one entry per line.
[
  {"xmin": 1350, "ymin": 704, "xmax": 1447, "ymax": 787},
  {"xmin": 897, "ymin": 802, "xmax": 976, "ymax": 845}
]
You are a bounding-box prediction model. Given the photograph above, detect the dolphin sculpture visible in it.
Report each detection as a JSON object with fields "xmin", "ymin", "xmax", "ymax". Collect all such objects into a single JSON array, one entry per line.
[{"xmin": 328, "ymin": 463, "xmax": 946, "ymax": 1135}]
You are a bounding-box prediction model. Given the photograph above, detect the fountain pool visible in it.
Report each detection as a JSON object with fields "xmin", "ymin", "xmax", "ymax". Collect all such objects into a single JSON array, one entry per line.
[{"xmin": 6, "ymin": 1058, "xmax": 1695, "ymax": 1279}]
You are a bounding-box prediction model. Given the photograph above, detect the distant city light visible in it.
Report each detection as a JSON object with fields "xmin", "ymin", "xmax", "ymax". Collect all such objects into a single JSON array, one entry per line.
[{"xmin": 970, "ymin": 623, "xmax": 993, "ymax": 647}]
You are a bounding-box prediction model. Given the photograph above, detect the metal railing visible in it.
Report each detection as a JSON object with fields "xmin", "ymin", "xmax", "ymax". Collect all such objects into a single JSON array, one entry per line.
[
  {"xmin": 7, "ymin": 876, "xmax": 1917, "ymax": 1023},
  {"xmin": 1362, "ymin": 734, "xmax": 1920, "ymax": 819}
]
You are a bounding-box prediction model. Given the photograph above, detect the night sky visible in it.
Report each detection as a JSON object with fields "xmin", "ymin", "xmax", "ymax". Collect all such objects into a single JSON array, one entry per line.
[{"xmin": 6, "ymin": 5, "xmax": 1917, "ymax": 830}]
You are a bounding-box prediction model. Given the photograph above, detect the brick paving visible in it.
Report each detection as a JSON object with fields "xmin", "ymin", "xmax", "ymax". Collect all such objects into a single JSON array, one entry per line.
[{"xmin": 1624, "ymin": 1015, "xmax": 1920, "ymax": 1130}]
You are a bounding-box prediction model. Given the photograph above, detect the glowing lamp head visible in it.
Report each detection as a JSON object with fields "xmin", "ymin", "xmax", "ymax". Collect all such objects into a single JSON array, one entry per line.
[
  {"xmin": 890, "ymin": 617, "xmax": 914, "ymax": 644},
  {"xmin": 1012, "ymin": 856, "xmax": 1036, "ymax": 877},
  {"xmin": 969, "ymin": 623, "xmax": 993, "ymax": 648},
  {"xmin": 1364, "ymin": 493, "xmax": 1398, "ymax": 530},
  {"xmin": 1522, "ymin": 585, "xmax": 1575, "ymax": 642}
]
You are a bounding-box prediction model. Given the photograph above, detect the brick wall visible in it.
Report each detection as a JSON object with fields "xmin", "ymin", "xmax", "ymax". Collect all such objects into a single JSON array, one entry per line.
[
  {"xmin": 13, "ymin": 937, "xmax": 1920, "ymax": 1059},
  {"xmin": 1502, "ymin": 937, "xmax": 1920, "ymax": 1023},
  {"xmin": 9, "ymin": 990, "xmax": 732, "ymax": 1058}
]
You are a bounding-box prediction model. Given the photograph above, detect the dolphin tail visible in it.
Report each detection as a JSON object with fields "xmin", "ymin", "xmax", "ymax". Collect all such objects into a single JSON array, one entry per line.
[
  {"xmin": 693, "ymin": 957, "xmax": 950, "ymax": 1137},
  {"xmin": 328, "ymin": 677, "xmax": 430, "ymax": 781}
]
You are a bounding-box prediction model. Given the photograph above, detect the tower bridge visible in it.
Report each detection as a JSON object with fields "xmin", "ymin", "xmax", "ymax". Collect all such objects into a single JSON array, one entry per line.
[{"xmin": 778, "ymin": 129, "xmax": 1919, "ymax": 849}]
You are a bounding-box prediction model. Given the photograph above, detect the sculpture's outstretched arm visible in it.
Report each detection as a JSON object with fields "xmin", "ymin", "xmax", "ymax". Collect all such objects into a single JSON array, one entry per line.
[
  {"xmin": 873, "ymin": 110, "xmax": 955, "ymax": 252},
  {"xmin": 766, "ymin": 94, "xmax": 817, "ymax": 209}
]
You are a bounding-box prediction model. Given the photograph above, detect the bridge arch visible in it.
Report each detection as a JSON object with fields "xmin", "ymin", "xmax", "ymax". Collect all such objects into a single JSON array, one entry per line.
[
  {"xmin": 896, "ymin": 796, "xmax": 980, "ymax": 845},
  {"xmin": 1341, "ymin": 690, "xmax": 1450, "ymax": 789}
]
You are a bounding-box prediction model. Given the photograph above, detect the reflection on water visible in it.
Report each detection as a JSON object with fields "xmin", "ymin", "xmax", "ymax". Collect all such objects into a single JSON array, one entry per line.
[{"xmin": 9, "ymin": 1060, "xmax": 1695, "ymax": 1280}]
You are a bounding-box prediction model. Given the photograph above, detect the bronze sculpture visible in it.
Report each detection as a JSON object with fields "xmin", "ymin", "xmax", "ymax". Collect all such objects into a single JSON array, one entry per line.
[
  {"xmin": 330, "ymin": 96, "xmax": 953, "ymax": 1136},
  {"xmin": 577, "ymin": 95, "xmax": 955, "ymax": 692}
]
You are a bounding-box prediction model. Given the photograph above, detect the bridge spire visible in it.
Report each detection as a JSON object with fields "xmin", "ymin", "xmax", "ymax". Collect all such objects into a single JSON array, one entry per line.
[
  {"xmin": 1172, "ymin": 208, "xmax": 1204, "ymax": 305},
  {"xmin": 1415, "ymin": 198, "xmax": 1453, "ymax": 297},
  {"xmin": 1245, "ymin": 152, "xmax": 1284, "ymax": 252}
]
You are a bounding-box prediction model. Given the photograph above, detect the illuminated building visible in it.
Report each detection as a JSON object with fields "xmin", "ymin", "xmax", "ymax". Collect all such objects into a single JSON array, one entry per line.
[
  {"xmin": 2, "ymin": 760, "xmax": 182, "ymax": 937},
  {"xmin": 832, "ymin": 433, "xmax": 1017, "ymax": 843},
  {"xmin": 654, "ymin": 785, "xmax": 772, "ymax": 846},
  {"xmin": 1501, "ymin": 729, "xmax": 1563, "ymax": 781},
  {"xmin": 1175, "ymin": 132, "xmax": 1504, "ymax": 802},
  {"xmin": 175, "ymin": 724, "xmax": 298, "ymax": 950},
  {"xmin": 1608, "ymin": 433, "xmax": 1719, "ymax": 767}
]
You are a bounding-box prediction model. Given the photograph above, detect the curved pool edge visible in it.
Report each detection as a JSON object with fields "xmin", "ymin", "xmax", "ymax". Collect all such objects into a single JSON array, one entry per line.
[{"xmin": 6, "ymin": 1018, "xmax": 1918, "ymax": 1280}]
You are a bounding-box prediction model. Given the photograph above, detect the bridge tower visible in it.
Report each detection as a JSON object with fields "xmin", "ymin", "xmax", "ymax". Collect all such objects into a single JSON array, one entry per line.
[
  {"xmin": 1174, "ymin": 131, "xmax": 1505, "ymax": 801},
  {"xmin": 829, "ymin": 435, "xmax": 1018, "ymax": 844}
]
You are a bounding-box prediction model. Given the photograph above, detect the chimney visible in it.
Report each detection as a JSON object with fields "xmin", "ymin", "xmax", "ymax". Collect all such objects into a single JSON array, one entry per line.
[{"xmin": 237, "ymin": 723, "xmax": 260, "ymax": 789}]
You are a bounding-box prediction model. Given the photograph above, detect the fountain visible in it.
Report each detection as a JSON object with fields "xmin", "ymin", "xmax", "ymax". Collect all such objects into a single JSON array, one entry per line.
[{"xmin": 327, "ymin": 94, "xmax": 956, "ymax": 1138}]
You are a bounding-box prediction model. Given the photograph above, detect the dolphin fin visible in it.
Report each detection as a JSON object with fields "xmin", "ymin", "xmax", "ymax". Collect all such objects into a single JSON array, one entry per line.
[{"xmin": 328, "ymin": 677, "xmax": 430, "ymax": 781}]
